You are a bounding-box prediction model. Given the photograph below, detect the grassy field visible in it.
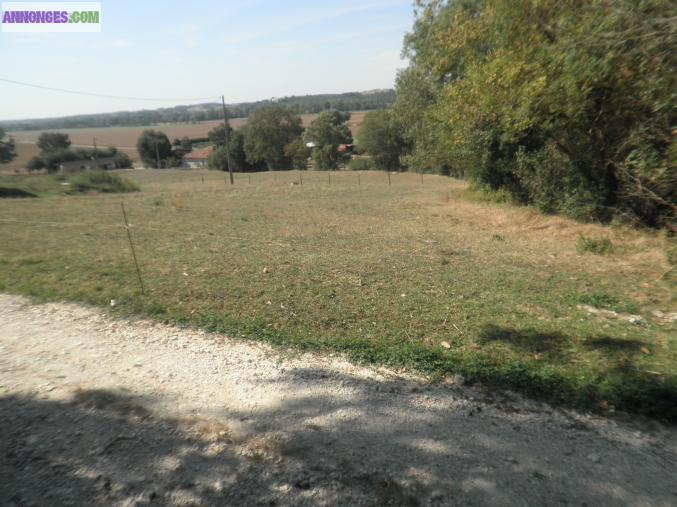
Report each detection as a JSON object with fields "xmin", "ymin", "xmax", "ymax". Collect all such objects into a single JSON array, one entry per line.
[
  {"xmin": 3, "ymin": 112, "xmax": 367, "ymax": 173},
  {"xmin": 0, "ymin": 169, "xmax": 675, "ymax": 420}
]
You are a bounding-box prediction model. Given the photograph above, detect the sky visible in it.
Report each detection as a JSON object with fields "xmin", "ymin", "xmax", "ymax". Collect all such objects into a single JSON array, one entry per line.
[{"xmin": 0, "ymin": 0, "xmax": 414, "ymax": 120}]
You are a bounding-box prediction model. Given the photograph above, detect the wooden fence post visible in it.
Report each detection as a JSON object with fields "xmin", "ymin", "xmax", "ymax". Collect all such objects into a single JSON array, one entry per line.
[{"xmin": 120, "ymin": 202, "xmax": 145, "ymax": 294}]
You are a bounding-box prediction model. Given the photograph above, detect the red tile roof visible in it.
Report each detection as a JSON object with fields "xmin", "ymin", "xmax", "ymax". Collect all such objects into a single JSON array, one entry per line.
[{"xmin": 184, "ymin": 147, "xmax": 213, "ymax": 160}]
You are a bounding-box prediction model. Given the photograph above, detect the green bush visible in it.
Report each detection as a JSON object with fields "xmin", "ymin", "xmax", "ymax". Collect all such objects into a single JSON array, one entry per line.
[
  {"xmin": 577, "ymin": 235, "xmax": 613, "ymax": 256},
  {"xmin": 464, "ymin": 184, "xmax": 518, "ymax": 205},
  {"xmin": 514, "ymin": 144, "xmax": 608, "ymax": 221},
  {"xmin": 113, "ymin": 152, "xmax": 133, "ymax": 169},
  {"xmin": 348, "ymin": 157, "xmax": 375, "ymax": 171},
  {"xmin": 67, "ymin": 171, "xmax": 139, "ymax": 194}
]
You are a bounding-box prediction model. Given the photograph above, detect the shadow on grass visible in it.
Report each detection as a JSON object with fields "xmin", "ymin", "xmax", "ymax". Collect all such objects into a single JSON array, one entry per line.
[
  {"xmin": 174, "ymin": 310, "xmax": 677, "ymax": 423},
  {"xmin": 477, "ymin": 325, "xmax": 677, "ymax": 422},
  {"xmin": 0, "ymin": 187, "xmax": 37, "ymax": 198},
  {"xmin": 479, "ymin": 325, "xmax": 569, "ymax": 359},
  {"xmin": 1, "ymin": 384, "xmax": 675, "ymax": 506},
  {"xmin": 584, "ymin": 335, "xmax": 645, "ymax": 352}
]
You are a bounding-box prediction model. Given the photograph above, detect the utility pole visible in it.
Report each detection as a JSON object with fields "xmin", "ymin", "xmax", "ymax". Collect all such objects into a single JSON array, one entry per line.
[
  {"xmin": 89, "ymin": 137, "xmax": 96, "ymax": 160},
  {"xmin": 221, "ymin": 95, "xmax": 234, "ymax": 185}
]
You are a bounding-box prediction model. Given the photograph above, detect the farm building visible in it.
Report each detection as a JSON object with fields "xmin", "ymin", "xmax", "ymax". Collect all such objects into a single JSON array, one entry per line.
[
  {"xmin": 59, "ymin": 157, "xmax": 119, "ymax": 173},
  {"xmin": 182, "ymin": 147, "xmax": 212, "ymax": 168}
]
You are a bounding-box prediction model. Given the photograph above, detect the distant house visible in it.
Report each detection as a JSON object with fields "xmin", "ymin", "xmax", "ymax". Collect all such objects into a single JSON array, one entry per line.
[
  {"xmin": 182, "ymin": 147, "xmax": 212, "ymax": 168},
  {"xmin": 59, "ymin": 157, "xmax": 119, "ymax": 173}
]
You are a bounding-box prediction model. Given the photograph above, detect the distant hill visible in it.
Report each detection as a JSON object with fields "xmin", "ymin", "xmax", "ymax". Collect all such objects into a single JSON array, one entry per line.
[{"xmin": 0, "ymin": 89, "xmax": 395, "ymax": 131}]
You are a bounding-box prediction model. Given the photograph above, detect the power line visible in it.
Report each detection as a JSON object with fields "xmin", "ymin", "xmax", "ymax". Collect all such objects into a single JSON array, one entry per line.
[{"xmin": 0, "ymin": 77, "xmax": 219, "ymax": 103}]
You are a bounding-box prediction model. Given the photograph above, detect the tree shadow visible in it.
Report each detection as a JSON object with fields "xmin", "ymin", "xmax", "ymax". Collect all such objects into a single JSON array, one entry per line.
[
  {"xmin": 1, "ymin": 381, "xmax": 676, "ymax": 506},
  {"xmin": 0, "ymin": 187, "xmax": 37, "ymax": 198},
  {"xmin": 583, "ymin": 335, "xmax": 644, "ymax": 353},
  {"xmin": 0, "ymin": 389, "xmax": 241, "ymax": 507},
  {"xmin": 477, "ymin": 324, "xmax": 677, "ymax": 423},
  {"xmin": 479, "ymin": 324, "xmax": 569, "ymax": 359}
]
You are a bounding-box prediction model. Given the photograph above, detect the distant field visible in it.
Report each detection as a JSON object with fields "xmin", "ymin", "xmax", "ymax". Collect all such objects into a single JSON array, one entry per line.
[
  {"xmin": 4, "ymin": 143, "xmax": 41, "ymax": 174},
  {"xmin": 0, "ymin": 169, "xmax": 674, "ymax": 420},
  {"xmin": 3, "ymin": 111, "xmax": 367, "ymax": 173}
]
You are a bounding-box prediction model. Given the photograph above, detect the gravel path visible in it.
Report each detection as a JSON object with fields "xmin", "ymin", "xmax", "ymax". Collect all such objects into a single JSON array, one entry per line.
[{"xmin": 1, "ymin": 294, "xmax": 676, "ymax": 506}]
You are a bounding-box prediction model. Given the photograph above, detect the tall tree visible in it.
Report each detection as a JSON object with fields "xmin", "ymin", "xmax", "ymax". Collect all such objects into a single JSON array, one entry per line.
[
  {"xmin": 304, "ymin": 110, "xmax": 352, "ymax": 170},
  {"xmin": 0, "ymin": 128, "xmax": 17, "ymax": 164},
  {"xmin": 243, "ymin": 106, "xmax": 303, "ymax": 170},
  {"xmin": 36, "ymin": 132, "xmax": 71, "ymax": 153},
  {"xmin": 136, "ymin": 130, "xmax": 172, "ymax": 168},
  {"xmin": 284, "ymin": 139, "xmax": 310, "ymax": 170},
  {"xmin": 357, "ymin": 109, "xmax": 404, "ymax": 171},
  {"xmin": 208, "ymin": 127, "xmax": 262, "ymax": 172},
  {"xmin": 209, "ymin": 125, "xmax": 266, "ymax": 172},
  {"xmin": 304, "ymin": 110, "xmax": 352, "ymax": 148}
]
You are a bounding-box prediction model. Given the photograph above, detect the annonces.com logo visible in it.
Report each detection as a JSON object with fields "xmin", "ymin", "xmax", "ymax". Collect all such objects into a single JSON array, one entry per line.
[{"xmin": 1, "ymin": 2, "xmax": 101, "ymax": 32}]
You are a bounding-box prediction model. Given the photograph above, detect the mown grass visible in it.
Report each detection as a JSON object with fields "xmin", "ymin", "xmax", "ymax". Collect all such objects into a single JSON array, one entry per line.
[
  {"xmin": 0, "ymin": 169, "xmax": 675, "ymax": 421},
  {"xmin": 0, "ymin": 171, "xmax": 139, "ymax": 197}
]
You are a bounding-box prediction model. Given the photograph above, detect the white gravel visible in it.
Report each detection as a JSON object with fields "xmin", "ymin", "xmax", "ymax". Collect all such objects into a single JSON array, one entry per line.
[{"xmin": 1, "ymin": 293, "xmax": 676, "ymax": 506}]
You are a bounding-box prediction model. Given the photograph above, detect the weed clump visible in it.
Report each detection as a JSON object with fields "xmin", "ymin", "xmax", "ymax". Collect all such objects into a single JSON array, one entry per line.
[
  {"xmin": 577, "ymin": 235, "xmax": 613, "ymax": 255},
  {"xmin": 67, "ymin": 171, "xmax": 139, "ymax": 194}
]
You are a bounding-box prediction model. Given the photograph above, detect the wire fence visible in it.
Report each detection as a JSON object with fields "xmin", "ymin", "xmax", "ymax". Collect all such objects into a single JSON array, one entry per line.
[{"xmin": 0, "ymin": 170, "xmax": 449, "ymax": 295}]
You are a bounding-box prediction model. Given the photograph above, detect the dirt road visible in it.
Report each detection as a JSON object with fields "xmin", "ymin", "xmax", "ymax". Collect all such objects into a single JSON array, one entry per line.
[{"xmin": 1, "ymin": 294, "xmax": 675, "ymax": 506}]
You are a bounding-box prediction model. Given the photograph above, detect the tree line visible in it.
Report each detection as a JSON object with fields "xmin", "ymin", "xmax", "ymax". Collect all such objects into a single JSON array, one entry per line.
[
  {"xmin": 24, "ymin": 133, "xmax": 132, "ymax": 172},
  {"xmin": 138, "ymin": 107, "xmax": 354, "ymax": 172},
  {"xmin": 0, "ymin": 90, "xmax": 395, "ymax": 132},
  {"xmin": 363, "ymin": 0, "xmax": 674, "ymax": 229}
]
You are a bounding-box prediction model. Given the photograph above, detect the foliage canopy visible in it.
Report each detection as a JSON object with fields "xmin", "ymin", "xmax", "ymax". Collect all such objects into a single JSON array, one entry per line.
[
  {"xmin": 358, "ymin": 109, "xmax": 405, "ymax": 171},
  {"xmin": 305, "ymin": 110, "xmax": 352, "ymax": 170},
  {"xmin": 36, "ymin": 132, "xmax": 71, "ymax": 153},
  {"xmin": 392, "ymin": 0, "xmax": 676, "ymax": 228},
  {"xmin": 136, "ymin": 130, "xmax": 172, "ymax": 168},
  {"xmin": 243, "ymin": 106, "xmax": 303, "ymax": 171},
  {"xmin": 0, "ymin": 128, "xmax": 17, "ymax": 164},
  {"xmin": 208, "ymin": 125, "xmax": 261, "ymax": 172}
]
